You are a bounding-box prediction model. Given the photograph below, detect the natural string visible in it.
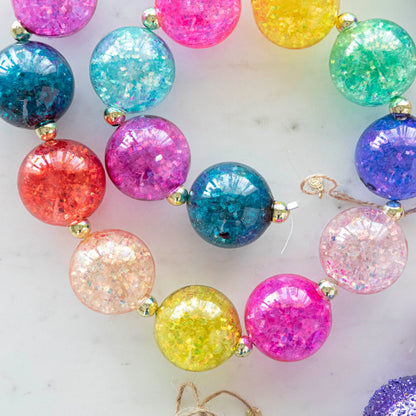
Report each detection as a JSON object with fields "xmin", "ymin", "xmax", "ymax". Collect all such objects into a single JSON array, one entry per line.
[
  {"xmin": 300, "ymin": 174, "xmax": 416, "ymax": 216},
  {"xmin": 175, "ymin": 382, "xmax": 261, "ymax": 416}
]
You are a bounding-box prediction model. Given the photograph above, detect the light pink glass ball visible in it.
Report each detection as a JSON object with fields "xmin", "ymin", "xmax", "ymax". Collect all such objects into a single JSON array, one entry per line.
[
  {"xmin": 155, "ymin": 0, "xmax": 241, "ymax": 48},
  {"xmin": 69, "ymin": 230, "xmax": 155, "ymax": 314},
  {"xmin": 245, "ymin": 274, "xmax": 332, "ymax": 362},
  {"xmin": 12, "ymin": 0, "xmax": 97, "ymax": 37},
  {"xmin": 319, "ymin": 207, "xmax": 408, "ymax": 294}
]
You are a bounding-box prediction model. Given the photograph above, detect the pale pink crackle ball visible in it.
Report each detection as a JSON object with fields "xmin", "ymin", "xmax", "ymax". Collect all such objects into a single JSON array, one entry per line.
[
  {"xmin": 319, "ymin": 207, "xmax": 408, "ymax": 294},
  {"xmin": 245, "ymin": 274, "xmax": 332, "ymax": 362},
  {"xmin": 69, "ymin": 230, "xmax": 155, "ymax": 314},
  {"xmin": 155, "ymin": 0, "xmax": 241, "ymax": 48},
  {"xmin": 12, "ymin": 0, "xmax": 97, "ymax": 37}
]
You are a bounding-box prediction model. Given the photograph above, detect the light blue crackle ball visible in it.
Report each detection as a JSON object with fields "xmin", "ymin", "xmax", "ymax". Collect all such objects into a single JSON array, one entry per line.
[{"xmin": 90, "ymin": 27, "xmax": 175, "ymax": 113}]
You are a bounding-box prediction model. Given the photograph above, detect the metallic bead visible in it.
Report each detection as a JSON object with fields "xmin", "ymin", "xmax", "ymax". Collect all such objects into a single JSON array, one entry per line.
[
  {"xmin": 390, "ymin": 97, "xmax": 412, "ymax": 119},
  {"xmin": 142, "ymin": 7, "xmax": 160, "ymax": 30},
  {"xmin": 69, "ymin": 219, "xmax": 92, "ymax": 239},
  {"xmin": 234, "ymin": 336, "xmax": 253, "ymax": 358},
  {"xmin": 167, "ymin": 186, "xmax": 189, "ymax": 206},
  {"xmin": 246, "ymin": 408, "xmax": 262, "ymax": 416},
  {"xmin": 318, "ymin": 280, "xmax": 338, "ymax": 301},
  {"xmin": 336, "ymin": 13, "xmax": 358, "ymax": 32},
  {"xmin": 383, "ymin": 200, "xmax": 405, "ymax": 221},
  {"xmin": 35, "ymin": 121, "xmax": 57, "ymax": 141},
  {"xmin": 10, "ymin": 20, "xmax": 31, "ymax": 41},
  {"xmin": 272, "ymin": 201, "xmax": 289, "ymax": 223},
  {"xmin": 137, "ymin": 295, "xmax": 158, "ymax": 317},
  {"xmin": 104, "ymin": 106, "xmax": 126, "ymax": 126}
]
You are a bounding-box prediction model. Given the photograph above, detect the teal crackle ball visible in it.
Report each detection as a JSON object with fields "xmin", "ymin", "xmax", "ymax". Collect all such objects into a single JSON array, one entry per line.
[
  {"xmin": 187, "ymin": 162, "xmax": 274, "ymax": 248},
  {"xmin": 90, "ymin": 27, "xmax": 175, "ymax": 112},
  {"xmin": 329, "ymin": 19, "xmax": 416, "ymax": 106},
  {"xmin": 0, "ymin": 41, "xmax": 74, "ymax": 128}
]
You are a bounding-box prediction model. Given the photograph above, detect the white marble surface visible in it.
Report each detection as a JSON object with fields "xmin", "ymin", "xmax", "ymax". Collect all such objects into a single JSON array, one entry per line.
[{"xmin": 1, "ymin": 0, "xmax": 416, "ymax": 415}]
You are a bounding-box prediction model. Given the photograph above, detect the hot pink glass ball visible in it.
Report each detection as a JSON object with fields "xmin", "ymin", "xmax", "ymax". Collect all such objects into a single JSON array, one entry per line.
[
  {"xmin": 12, "ymin": 0, "xmax": 97, "ymax": 37},
  {"xmin": 245, "ymin": 274, "xmax": 332, "ymax": 362},
  {"xmin": 155, "ymin": 0, "xmax": 241, "ymax": 48},
  {"xmin": 319, "ymin": 207, "xmax": 408, "ymax": 294},
  {"xmin": 69, "ymin": 230, "xmax": 155, "ymax": 315},
  {"xmin": 105, "ymin": 116, "xmax": 191, "ymax": 201}
]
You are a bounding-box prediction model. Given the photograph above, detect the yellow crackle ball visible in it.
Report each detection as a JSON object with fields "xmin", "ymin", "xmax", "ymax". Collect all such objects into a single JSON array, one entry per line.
[
  {"xmin": 154, "ymin": 285, "xmax": 241, "ymax": 372},
  {"xmin": 251, "ymin": 0, "xmax": 340, "ymax": 49}
]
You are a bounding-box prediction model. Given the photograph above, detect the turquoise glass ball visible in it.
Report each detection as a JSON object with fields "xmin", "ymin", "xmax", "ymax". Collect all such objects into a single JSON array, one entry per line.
[
  {"xmin": 187, "ymin": 162, "xmax": 273, "ymax": 248},
  {"xmin": 90, "ymin": 27, "xmax": 175, "ymax": 112},
  {"xmin": 329, "ymin": 19, "xmax": 416, "ymax": 106}
]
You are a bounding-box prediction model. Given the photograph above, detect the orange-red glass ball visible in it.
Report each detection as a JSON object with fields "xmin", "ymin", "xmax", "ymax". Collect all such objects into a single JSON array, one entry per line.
[{"xmin": 18, "ymin": 139, "xmax": 106, "ymax": 226}]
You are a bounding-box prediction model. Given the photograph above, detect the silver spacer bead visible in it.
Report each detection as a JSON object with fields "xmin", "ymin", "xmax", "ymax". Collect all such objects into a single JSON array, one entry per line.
[
  {"xmin": 35, "ymin": 121, "xmax": 57, "ymax": 141},
  {"xmin": 104, "ymin": 106, "xmax": 126, "ymax": 126},
  {"xmin": 69, "ymin": 219, "xmax": 92, "ymax": 239},
  {"xmin": 389, "ymin": 97, "xmax": 412, "ymax": 120},
  {"xmin": 336, "ymin": 13, "xmax": 358, "ymax": 32},
  {"xmin": 272, "ymin": 200, "xmax": 298, "ymax": 223},
  {"xmin": 318, "ymin": 280, "xmax": 338, "ymax": 301},
  {"xmin": 137, "ymin": 296, "xmax": 158, "ymax": 317},
  {"xmin": 167, "ymin": 186, "xmax": 189, "ymax": 206},
  {"xmin": 234, "ymin": 336, "xmax": 253, "ymax": 358},
  {"xmin": 142, "ymin": 7, "xmax": 160, "ymax": 30},
  {"xmin": 383, "ymin": 200, "xmax": 404, "ymax": 222},
  {"xmin": 11, "ymin": 20, "xmax": 31, "ymax": 41}
]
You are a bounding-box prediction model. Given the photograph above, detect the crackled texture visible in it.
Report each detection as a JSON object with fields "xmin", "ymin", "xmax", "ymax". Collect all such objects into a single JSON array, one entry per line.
[
  {"xmin": 105, "ymin": 116, "xmax": 190, "ymax": 200},
  {"xmin": 364, "ymin": 376, "xmax": 416, "ymax": 416},
  {"xmin": 12, "ymin": 0, "xmax": 96, "ymax": 37},
  {"xmin": 0, "ymin": 42, "xmax": 74, "ymax": 128},
  {"xmin": 329, "ymin": 19, "xmax": 416, "ymax": 106},
  {"xmin": 245, "ymin": 274, "xmax": 331, "ymax": 362},
  {"xmin": 155, "ymin": 0, "xmax": 240, "ymax": 48},
  {"xmin": 90, "ymin": 27, "xmax": 175, "ymax": 112},
  {"xmin": 319, "ymin": 207, "xmax": 408, "ymax": 294},
  {"xmin": 187, "ymin": 162, "xmax": 273, "ymax": 248},
  {"xmin": 251, "ymin": 0, "xmax": 339, "ymax": 49},
  {"xmin": 18, "ymin": 140, "xmax": 106, "ymax": 226},
  {"xmin": 69, "ymin": 230, "xmax": 155, "ymax": 314},
  {"xmin": 355, "ymin": 115, "xmax": 416, "ymax": 200},
  {"xmin": 154, "ymin": 285, "xmax": 241, "ymax": 371}
]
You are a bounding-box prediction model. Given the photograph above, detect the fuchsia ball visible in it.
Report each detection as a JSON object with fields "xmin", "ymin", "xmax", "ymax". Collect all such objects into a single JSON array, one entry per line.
[
  {"xmin": 105, "ymin": 116, "xmax": 191, "ymax": 201},
  {"xmin": 245, "ymin": 274, "xmax": 332, "ymax": 362},
  {"xmin": 155, "ymin": 0, "xmax": 241, "ymax": 48}
]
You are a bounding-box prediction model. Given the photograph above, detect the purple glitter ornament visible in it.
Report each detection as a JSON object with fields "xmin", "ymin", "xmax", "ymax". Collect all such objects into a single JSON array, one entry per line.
[
  {"xmin": 12, "ymin": 0, "xmax": 97, "ymax": 37},
  {"xmin": 355, "ymin": 115, "xmax": 416, "ymax": 200},
  {"xmin": 363, "ymin": 376, "xmax": 416, "ymax": 415},
  {"xmin": 105, "ymin": 116, "xmax": 191, "ymax": 201}
]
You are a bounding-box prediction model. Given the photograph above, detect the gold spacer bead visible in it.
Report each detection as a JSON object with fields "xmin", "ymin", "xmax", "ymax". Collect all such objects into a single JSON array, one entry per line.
[
  {"xmin": 272, "ymin": 201, "xmax": 289, "ymax": 223},
  {"xmin": 104, "ymin": 106, "xmax": 126, "ymax": 126},
  {"xmin": 69, "ymin": 220, "xmax": 91, "ymax": 239},
  {"xmin": 234, "ymin": 336, "xmax": 253, "ymax": 358},
  {"xmin": 137, "ymin": 296, "xmax": 158, "ymax": 317},
  {"xmin": 167, "ymin": 186, "xmax": 189, "ymax": 206},
  {"xmin": 318, "ymin": 280, "xmax": 338, "ymax": 301},
  {"xmin": 389, "ymin": 97, "xmax": 412, "ymax": 119},
  {"xmin": 246, "ymin": 407, "xmax": 262, "ymax": 416},
  {"xmin": 10, "ymin": 20, "xmax": 31, "ymax": 41},
  {"xmin": 142, "ymin": 7, "xmax": 160, "ymax": 30},
  {"xmin": 383, "ymin": 201, "xmax": 404, "ymax": 222},
  {"xmin": 336, "ymin": 13, "xmax": 358, "ymax": 32},
  {"xmin": 35, "ymin": 121, "xmax": 57, "ymax": 141}
]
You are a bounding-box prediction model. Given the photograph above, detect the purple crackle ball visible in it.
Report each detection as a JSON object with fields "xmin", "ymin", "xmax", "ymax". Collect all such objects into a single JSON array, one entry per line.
[
  {"xmin": 363, "ymin": 375, "xmax": 416, "ymax": 415},
  {"xmin": 105, "ymin": 116, "xmax": 191, "ymax": 201},
  {"xmin": 355, "ymin": 115, "xmax": 416, "ymax": 200}
]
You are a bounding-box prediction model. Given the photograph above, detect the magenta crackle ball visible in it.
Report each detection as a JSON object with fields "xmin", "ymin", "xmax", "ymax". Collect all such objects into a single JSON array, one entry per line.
[
  {"xmin": 245, "ymin": 274, "xmax": 332, "ymax": 362},
  {"xmin": 105, "ymin": 116, "xmax": 191, "ymax": 201},
  {"xmin": 155, "ymin": 0, "xmax": 241, "ymax": 48},
  {"xmin": 319, "ymin": 207, "xmax": 408, "ymax": 294},
  {"xmin": 12, "ymin": 0, "xmax": 97, "ymax": 37}
]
